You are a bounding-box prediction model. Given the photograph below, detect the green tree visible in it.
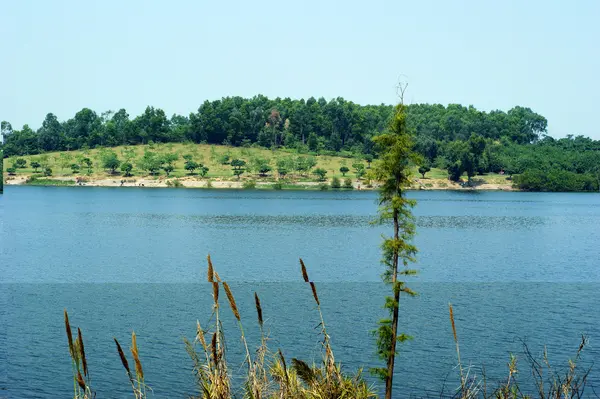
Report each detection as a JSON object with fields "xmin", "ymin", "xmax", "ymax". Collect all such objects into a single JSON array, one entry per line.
[
  {"xmin": 331, "ymin": 176, "xmax": 341, "ymax": 188},
  {"xmin": 70, "ymin": 163, "xmax": 80, "ymax": 174},
  {"xmin": 121, "ymin": 162, "xmax": 133, "ymax": 177},
  {"xmin": 184, "ymin": 160, "xmax": 199, "ymax": 174},
  {"xmin": 371, "ymin": 91, "xmax": 419, "ymax": 399},
  {"xmin": 7, "ymin": 166, "xmax": 16, "ymax": 175},
  {"xmin": 31, "ymin": 161, "xmax": 41, "ymax": 172},
  {"xmin": 340, "ymin": 166, "xmax": 349, "ymax": 176},
  {"xmin": 352, "ymin": 162, "xmax": 366, "ymax": 179},
  {"xmin": 162, "ymin": 163, "xmax": 174, "ymax": 176},
  {"xmin": 231, "ymin": 158, "xmax": 246, "ymax": 179},
  {"xmin": 101, "ymin": 151, "xmax": 121, "ymax": 174},
  {"xmin": 343, "ymin": 178, "xmax": 353, "ymax": 189},
  {"xmin": 313, "ymin": 168, "xmax": 327, "ymax": 181},
  {"xmin": 364, "ymin": 154, "xmax": 374, "ymax": 168},
  {"xmin": 14, "ymin": 158, "xmax": 27, "ymax": 168},
  {"xmin": 418, "ymin": 164, "xmax": 431, "ymax": 178},
  {"xmin": 44, "ymin": 167, "xmax": 52, "ymax": 176},
  {"xmin": 198, "ymin": 165, "xmax": 209, "ymax": 177},
  {"xmin": 138, "ymin": 151, "xmax": 161, "ymax": 175},
  {"xmin": 82, "ymin": 157, "xmax": 93, "ymax": 173}
]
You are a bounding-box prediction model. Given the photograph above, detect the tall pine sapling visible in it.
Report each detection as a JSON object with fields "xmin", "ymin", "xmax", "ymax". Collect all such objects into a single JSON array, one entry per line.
[{"xmin": 371, "ymin": 84, "xmax": 420, "ymax": 399}]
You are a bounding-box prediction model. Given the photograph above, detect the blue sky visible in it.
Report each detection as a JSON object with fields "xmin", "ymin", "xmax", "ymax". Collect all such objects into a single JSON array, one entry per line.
[{"xmin": 1, "ymin": 0, "xmax": 599, "ymax": 139}]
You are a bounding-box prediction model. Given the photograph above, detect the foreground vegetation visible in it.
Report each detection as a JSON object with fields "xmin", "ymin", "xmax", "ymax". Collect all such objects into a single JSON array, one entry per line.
[
  {"xmin": 64, "ymin": 257, "xmax": 593, "ymax": 399},
  {"xmin": 2, "ymin": 95, "xmax": 599, "ymax": 191}
]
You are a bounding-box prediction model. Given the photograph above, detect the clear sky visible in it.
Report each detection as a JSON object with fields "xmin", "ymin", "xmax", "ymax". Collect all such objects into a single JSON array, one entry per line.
[{"xmin": 1, "ymin": 0, "xmax": 599, "ymax": 139}]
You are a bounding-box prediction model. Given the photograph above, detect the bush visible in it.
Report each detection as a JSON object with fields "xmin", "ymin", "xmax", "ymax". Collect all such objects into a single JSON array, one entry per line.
[
  {"xmin": 43, "ymin": 167, "xmax": 52, "ymax": 176},
  {"xmin": 319, "ymin": 183, "xmax": 329, "ymax": 190},
  {"xmin": 344, "ymin": 178, "xmax": 353, "ymax": 189},
  {"xmin": 242, "ymin": 180, "xmax": 256, "ymax": 189},
  {"xmin": 166, "ymin": 179, "xmax": 183, "ymax": 188},
  {"xmin": 272, "ymin": 182, "xmax": 283, "ymax": 190},
  {"xmin": 7, "ymin": 167, "xmax": 16, "ymax": 175},
  {"xmin": 331, "ymin": 177, "xmax": 342, "ymax": 189},
  {"xmin": 14, "ymin": 158, "xmax": 27, "ymax": 168}
]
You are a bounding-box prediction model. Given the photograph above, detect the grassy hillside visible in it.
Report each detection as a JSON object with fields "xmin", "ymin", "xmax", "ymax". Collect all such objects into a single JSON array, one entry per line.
[{"xmin": 2, "ymin": 143, "xmax": 512, "ymax": 189}]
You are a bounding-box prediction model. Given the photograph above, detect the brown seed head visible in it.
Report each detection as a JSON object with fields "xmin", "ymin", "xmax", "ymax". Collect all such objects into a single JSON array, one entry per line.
[
  {"xmin": 131, "ymin": 331, "xmax": 144, "ymax": 380},
  {"xmin": 77, "ymin": 328, "xmax": 88, "ymax": 377},
  {"xmin": 207, "ymin": 254, "xmax": 214, "ymax": 282},
  {"xmin": 77, "ymin": 371, "xmax": 86, "ymax": 390},
  {"xmin": 300, "ymin": 258, "xmax": 309, "ymax": 282},
  {"xmin": 212, "ymin": 282, "xmax": 219, "ymax": 306},
  {"xmin": 196, "ymin": 320, "xmax": 208, "ymax": 351},
  {"xmin": 214, "ymin": 271, "xmax": 222, "ymax": 282},
  {"xmin": 310, "ymin": 282, "xmax": 320, "ymax": 306},
  {"xmin": 449, "ymin": 303, "xmax": 457, "ymax": 343},
  {"xmin": 211, "ymin": 332, "xmax": 218, "ymax": 365},
  {"xmin": 114, "ymin": 338, "xmax": 131, "ymax": 374},
  {"xmin": 223, "ymin": 282, "xmax": 240, "ymax": 321},
  {"xmin": 254, "ymin": 292, "xmax": 263, "ymax": 327},
  {"xmin": 64, "ymin": 309, "xmax": 74, "ymax": 358}
]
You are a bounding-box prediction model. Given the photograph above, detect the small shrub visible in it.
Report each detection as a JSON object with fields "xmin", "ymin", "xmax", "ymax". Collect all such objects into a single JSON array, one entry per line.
[
  {"xmin": 44, "ymin": 167, "xmax": 53, "ymax": 176},
  {"xmin": 166, "ymin": 179, "xmax": 183, "ymax": 188},
  {"xmin": 14, "ymin": 158, "xmax": 27, "ymax": 168},
  {"xmin": 344, "ymin": 178, "xmax": 353, "ymax": 189},
  {"xmin": 331, "ymin": 177, "xmax": 342, "ymax": 189},
  {"xmin": 242, "ymin": 180, "xmax": 256, "ymax": 190},
  {"xmin": 319, "ymin": 183, "xmax": 329, "ymax": 191},
  {"xmin": 272, "ymin": 182, "xmax": 283, "ymax": 190}
]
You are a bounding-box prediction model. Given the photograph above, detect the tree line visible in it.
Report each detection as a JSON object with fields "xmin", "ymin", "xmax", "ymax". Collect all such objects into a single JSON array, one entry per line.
[{"xmin": 1, "ymin": 95, "xmax": 599, "ymax": 191}]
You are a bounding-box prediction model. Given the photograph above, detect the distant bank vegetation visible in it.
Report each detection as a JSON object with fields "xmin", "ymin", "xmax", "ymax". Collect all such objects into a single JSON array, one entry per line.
[{"xmin": 2, "ymin": 96, "xmax": 599, "ymax": 191}]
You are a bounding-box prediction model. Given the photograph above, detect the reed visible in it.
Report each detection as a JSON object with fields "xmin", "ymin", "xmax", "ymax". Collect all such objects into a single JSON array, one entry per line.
[
  {"xmin": 61, "ymin": 259, "xmax": 593, "ymax": 399},
  {"xmin": 63, "ymin": 310, "xmax": 94, "ymax": 399}
]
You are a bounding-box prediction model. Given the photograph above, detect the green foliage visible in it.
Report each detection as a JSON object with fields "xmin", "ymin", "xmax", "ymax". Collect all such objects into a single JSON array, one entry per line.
[
  {"xmin": 166, "ymin": 179, "xmax": 183, "ymax": 188},
  {"xmin": 219, "ymin": 154, "xmax": 231, "ymax": 165},
  {"xmin": 14, "ymin": 158, "xmax": 27, "ymax": 168},
  {"xmin": 184, "ymin": 160, "xmax": 198, "ymax": 174},
  {"xmin": 121, "ymin": 162, "xmax": 133, "ymax": 177},
  {"xmin": 339, "ymin": 166, "xmax": 349, "ymax": 176},
  {"xmin": 44, "ymin": 167, "xmax": 53, "ymax": 176},
  {"xmin": 242, "ymin": 179, "xmax": 256, "ymax": 189},
  {"xmin": 514, "ymin": 168, "xmax": 599, "ymax": 192},
  {"xmin": 371, "ymin": 99, "xmax": 419, "ymax": 398},
  {"xmin": 7, "ymin": 166, "xmax": 16, "ymax": 175},
  {"xmin": 30, "ymin": 161, "xmax": 41, "ymax": 172},
  {"xmin": 313, "ymin": 168, "xmax": 327, "ymax": 181},
  {"xmin": 353, "ymin": 162, "xmax": 366, "ymax": 179},
  {"xmin": 331, "ymin": 176, "xmax": 341, "ymax": 188},
  {"xmin": 162, "ymin": 163, "xmax": 174, "ymax": 177},
  {"xmin": 318, "ymin": 183, "xmax": 329, "ymax": 190},
  {"xmin": 1, "ymin": 95, "xmax": 596, "ymax": 192},
  {"xmin": 70, "ymin": 163, "xmax": 80, "ymax": 174},
  {"xmin": 82, "ymin": 157, "xmax": 93, "ymax": 173},
  {"xmin": 138, "ymin": 151, "xmax": 161, "ymax": 175},
  {"xmin": 101, "ymin": 151, "xmax": 121, "ymax": 174},
  {"xmin": 249, "ymin": 157, "xmax": 272, "ymax": 176},
  {"xmin": 230, "ymin": 158, "xmax": 246, "ymax": 179},
  {"xmin": 198, "ymin": 165, "xmax": 209, "ymax": 177},
  {"xmin": 344, "ymin": 178, "xmax": 353, "ymax": 189},
  {"xmin": 418, "ymin": 164, "xmax": 431, "ymax": 178}
]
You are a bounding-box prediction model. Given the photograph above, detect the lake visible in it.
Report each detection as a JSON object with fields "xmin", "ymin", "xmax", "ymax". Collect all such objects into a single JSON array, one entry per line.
[{"xmin": 1, "ymin": 186, "xmax": 599, "ymax": 398}]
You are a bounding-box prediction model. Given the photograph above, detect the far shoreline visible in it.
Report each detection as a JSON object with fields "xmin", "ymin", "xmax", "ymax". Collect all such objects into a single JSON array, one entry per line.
[{"xmin": 3, "ymin": 174, "xmax": 516, "ymax": 192}]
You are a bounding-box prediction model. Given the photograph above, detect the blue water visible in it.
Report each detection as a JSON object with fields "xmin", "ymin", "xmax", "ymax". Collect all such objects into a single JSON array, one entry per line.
[{"xmin": 1, "ymin": 187, "xmax": 599, "ymax": 398}]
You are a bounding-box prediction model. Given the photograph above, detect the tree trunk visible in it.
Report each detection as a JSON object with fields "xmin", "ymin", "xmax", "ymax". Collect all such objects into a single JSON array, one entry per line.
[{"xmin": 385, "ymin": 205, "xmax": 400, "ymax": 399}]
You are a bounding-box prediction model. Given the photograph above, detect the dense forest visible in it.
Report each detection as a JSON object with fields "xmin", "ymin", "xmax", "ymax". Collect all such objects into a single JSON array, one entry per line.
[{"xmin": 2, "ymin": 95, "xmax": 599, "ymax": 191}]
